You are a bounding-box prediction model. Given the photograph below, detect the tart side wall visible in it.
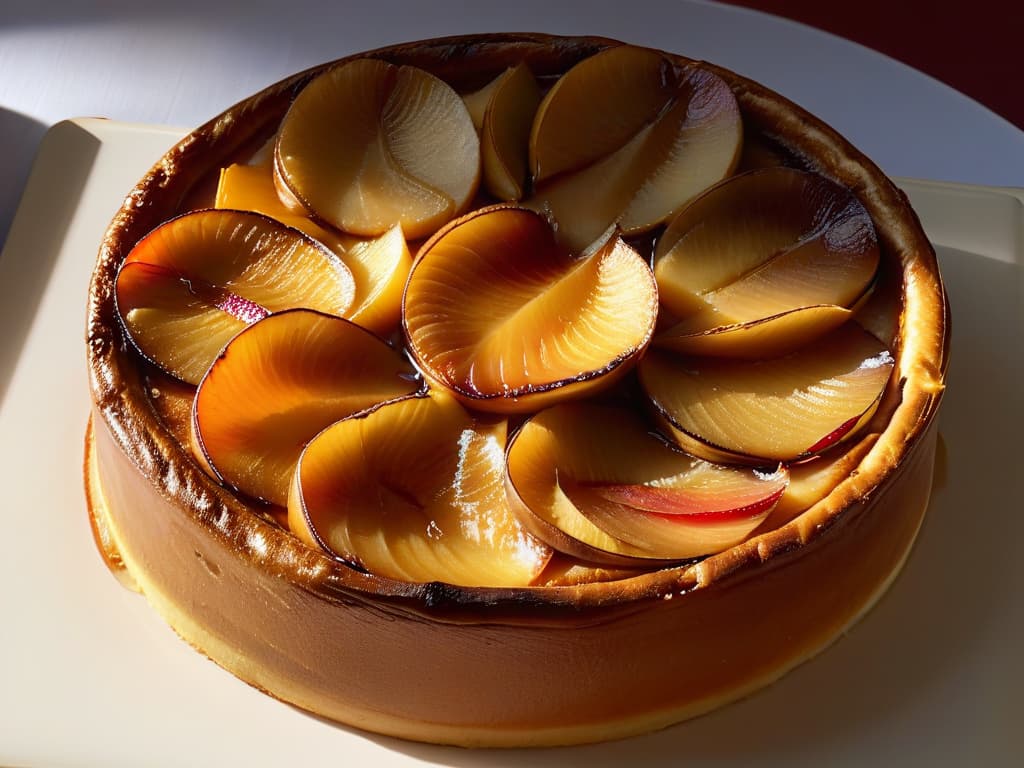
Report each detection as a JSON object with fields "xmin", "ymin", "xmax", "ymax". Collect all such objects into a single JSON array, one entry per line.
[{"xmin": 86, "ymin": 404, "xmax": 938, "ymax": 747}]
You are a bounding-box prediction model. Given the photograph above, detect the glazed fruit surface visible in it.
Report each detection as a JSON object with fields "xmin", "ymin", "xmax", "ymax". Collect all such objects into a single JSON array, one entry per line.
[{"xmin": 109, "ymin": 41, "xmax": 908, "ymax": 589}]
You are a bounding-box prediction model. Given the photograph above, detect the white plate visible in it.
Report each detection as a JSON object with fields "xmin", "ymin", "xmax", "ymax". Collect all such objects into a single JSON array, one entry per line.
[{"xmin": 0, "ymin": 119, "xmax": 1020, "ymax": 767}]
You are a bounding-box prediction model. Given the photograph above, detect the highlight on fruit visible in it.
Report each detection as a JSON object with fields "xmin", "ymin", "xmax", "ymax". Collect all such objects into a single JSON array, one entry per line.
[{"xmin": 111, "ymin": 45, "xmax": 895, "ymax": 588}]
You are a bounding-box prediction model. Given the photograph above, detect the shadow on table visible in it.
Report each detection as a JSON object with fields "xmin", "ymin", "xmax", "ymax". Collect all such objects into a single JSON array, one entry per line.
[
  {"xmin": 0, "ymin": 107, "xmax": 47, "ymax": 251},
  {"xmin": 0, "ymin": 117, "xmax": 100, "ymax": 409}
]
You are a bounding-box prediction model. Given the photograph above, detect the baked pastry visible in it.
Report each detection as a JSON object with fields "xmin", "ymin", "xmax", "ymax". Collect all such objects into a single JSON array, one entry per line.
[{"xmin": 84, "ymin": 34, "xmax": 949, "ymax": 747}]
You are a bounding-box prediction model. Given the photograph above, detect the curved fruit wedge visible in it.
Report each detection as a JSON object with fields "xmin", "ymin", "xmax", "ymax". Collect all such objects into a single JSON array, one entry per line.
[
  {"xmin": 403, "ymin": 206, "xmax": 658, "ymax": 413},
  {"xmin": 653, "ymin": 168, "xmax": 879, "ymax": 356},
  {"xmin": 276, "ymin": 58, "xmax": 480, "ymax": 239},
  {"xmin": 116, "ymin": 209, "xmax": 355, "ymax": 384},
  {"xmin": 341, "ymin": 226, "xmax": 413, "ymax": 335},
  {"xmin": 506, "ymin": 402, "xmax": 788, "ymax": 564},
  {"xmin": 289, "ymin": 393, "xmax": 552, "ymax": 587},
  {"xmin": 462, "ymin": 76, "xmax": 499, "ymax": 130},
  {"xmin": 190, "ymin": 309, "xmax": 420, "ymax": 506},
  {"xmin": 655, "ymin": 305, "xmax": 853, "ymax": 359},
  {"xmin": 217, "ymin": 163, "xmax": 412, "ymax": 336},
  {"xmin": 529, "ymin": 45, "xmax": 676, "ymax": 184},
  {"xmin": 528, "ymin": 45, "xmax": 741, "ymax": 251},
  {"xmin": 462, "ymin": 63, "xmax": 542, "ymax": 201},
  {"xmin": 640, "ymin": 322, "xmax": 895, "ymax": 464},
  {"xmin": 758, "ymin": 432, "xmax": 879, "ymax": 532},
  {"xmin": 216, "ymin": 162, "xmax": 361, "ymax": 251},
  {"xmin": 536, "ymin": 554, "xmax": 647, "ymax": 587}
]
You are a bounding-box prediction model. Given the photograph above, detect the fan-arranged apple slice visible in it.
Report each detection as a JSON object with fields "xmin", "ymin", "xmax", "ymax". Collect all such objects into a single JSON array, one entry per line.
[
  {"xmin": 506, "ymin": 402, "xmax": 789, "ymax": 564},
  {"xmin": 275, "ymin": 58, "xmax": 480, "ymax": 240},
  {"xmin": 639, "ymin": 322, "xmax": 895, "ymax": 464},
  {"xmin": 758, "ymin": 432, "xmax": 880, "ymax": 532},
  {"xmin": 527, "ymin": 45, "xmax": 742, "ymax": 251},
  {"xmin": 656, "ymin": 305, "xmax": 856, "ymax": 360},
  {"xmin": 216, "ymin": 162, "xmax": 361, "ymax": 251},
  {"xmin": 217, "ymin": 163, "xmax": 413, "ymax": 336},
  {"xmin": 289, "ymin": 392, "xmax": 552, "ymax": 587},
  {"xmin": 653, "ymin": 167, "xmax": 880, "ymax": 357},
  {"xmin": 190, "ymin": 308, "xmax": 420, "ymax": 506},
  {"xmin": 536, "ymin": 554, "xmax": 647, "ymax": 587},
  {"xmin": 462, "ymin": 62, "xmax": 542, "ymax": 201},
  {"xmin": 402, "ymin": 205, "xmax": 658, "ymax": 413},
  {"xmin": 115, "ymin": 209, "xmax": 355, "ymax": 384}
]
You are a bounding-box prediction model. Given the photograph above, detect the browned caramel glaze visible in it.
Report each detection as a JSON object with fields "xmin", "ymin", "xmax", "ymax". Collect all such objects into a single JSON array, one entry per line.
[{"xmin": 84, "ymin": 34, "xmax": 948, "ymax": 746}]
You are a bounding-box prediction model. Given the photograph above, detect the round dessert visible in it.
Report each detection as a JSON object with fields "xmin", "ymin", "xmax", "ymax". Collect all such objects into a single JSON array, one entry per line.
[{"xmin": 84, "ymin": 34, "xmax": 949, "ymax": 747}]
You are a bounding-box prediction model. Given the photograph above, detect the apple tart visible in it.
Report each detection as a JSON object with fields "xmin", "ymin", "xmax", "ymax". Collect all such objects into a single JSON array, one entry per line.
[{"xmin": 84, "ymin": 33, "xmax": 948, "ymax": 747}]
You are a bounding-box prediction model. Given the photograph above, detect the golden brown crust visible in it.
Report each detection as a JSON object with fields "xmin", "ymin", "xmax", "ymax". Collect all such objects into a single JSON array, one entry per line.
[{"xmin": 84, "ymin": 33, "xmax": 948, "ymax": 745}]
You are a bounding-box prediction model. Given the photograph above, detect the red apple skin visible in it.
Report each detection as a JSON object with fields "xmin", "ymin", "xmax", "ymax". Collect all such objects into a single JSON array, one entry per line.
[
  {"xmin": 583, "ymin": 482, "xmax": 788, "ymax": 523},
  {"xmin": 506, "ymin": 401, "xmax": 789, "ymax": 561}
]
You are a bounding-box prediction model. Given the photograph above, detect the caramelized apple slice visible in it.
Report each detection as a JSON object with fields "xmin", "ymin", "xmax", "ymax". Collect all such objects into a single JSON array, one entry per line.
[
  {"xmin": 216, "ymin": 163, "xmax": 361, "ymax": 251},
  {"xmin": 655, "ymin": 305, "xmax": 853, "ymax": 359},
  {"xmin": 565, "ymin": 472, "xmax": 787, "ymax": 558},
  {"xmin": 640, "ymin": 323, "xmax": 894, "ymax": 464},
  {"xmin": 529, "ymin": 45, "xmax": 676, "ymax": 184},
  {"xmin": 341, "ymin": 226, "xmax": 413, "ymax": 335},
  {"xmin": 217, "ymin": 163, "xmax": 412, "ymax": 336},
  {"xmin": 289, "ymin": 393, "xmax": 552, "ymax": 587},
  {"xmin": 463, "ymin": 63, "xmax": 542, "ymax": 201},
  {"xmin": 276, "ymin": 58, "xmax": 480, "ymax": 239},
  {"xmin": 528, "ymin": 46, "xmax": 741, "ymax": 251},
  {"xmin": 506, "ymin": 402, "xmax": 788, "ymax": 564},
  {"xmin": 536, "ymin": 554, "xmax": 647, "ymax": 587},
  {"xmin": 653, "ymin": 168, "xmax": 879, "ymax": 356},
  {"xmin": 403, "ymin": 206, "xmax": 657, "ymax": 413},
  {"xmin": 758, "ymin": 433, "xmax": 879, "ymax": 532},
  {"xmin": 116, "ymin": 209, "xmax": 355, "ymax": 384},
  {"xmin": 462, "ymin": 75, "xmax": 500, "ymax": 130},
  {"xmin": 191, "ymin": 309, "xmax": 419, "ymax": 506}
]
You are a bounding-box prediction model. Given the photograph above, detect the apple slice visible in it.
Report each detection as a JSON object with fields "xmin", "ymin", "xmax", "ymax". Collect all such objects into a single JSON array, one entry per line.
[
  {"xmin": 527, "ymin": 45, "xmax": 741, "ymax": 251},
  {"xmin": 462, "ymin": 75, "xmax": 500, "ymax": 130},
  {"xmin": 655, "ymin": 305, "xmax": 854, "ymax": 359},
  {"xmin": 289, "ymin": 392, "xmax": 552, "ymax": 587},
  {"xmin": 275, "ymin": 58, "xmax": 480, "ymax": 239},
  {"xmin": 639, "ymin": 322, "xmax": 895, "ymax": 464},
  {"xmin": 402, "ymin": 205, "xmax": 658, "ymax": 413},
  {"xmin": 652, "ymin": 168, "xmax": 879, "ymax": 356},
  {"xmin": 536, "ymin": 554, "xmax": 647, "ymax": 587},
  {"xmin": 216, "ymin": 162, "xmax": 361, "ymax": 252},
  {"xmin": 757, "ymin": 433, "xmax": 880, "ymax": 532},
  {"xmin": 529, "ymin": 44, "xmax": 677, "ymax": 185},
  {"xmin": 217, "ymin": 163, "xmax": 412, "ymax": 336},
  {"xmin": 462, "ymin": 62, "xmax": 542, "ymax": 201},
  {"xmin": 563, "ymin": 473, "xmax": 787, "ymax": 559},
  {"xmin": 190, "ymin": 308, "xmax": 420, "ymax": 507},
  {"xmin": 506, "ymin": 402, "xmax": 788, "ymax": 564},
  {"xmin": 115, "ymin": 209, "xmax": 355, "ymax": 384}
]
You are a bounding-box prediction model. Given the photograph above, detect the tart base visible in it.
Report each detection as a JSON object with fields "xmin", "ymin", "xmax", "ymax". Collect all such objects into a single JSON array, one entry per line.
[{"xmin": 85, "ymin": 411, "xmax": 938, "ymax": 747}]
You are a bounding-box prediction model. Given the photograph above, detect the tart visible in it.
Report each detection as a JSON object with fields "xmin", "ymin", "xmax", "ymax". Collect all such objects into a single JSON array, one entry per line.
[{"xmin": 84, "ymin": 34, "xmax": 949, "ymax": 747}]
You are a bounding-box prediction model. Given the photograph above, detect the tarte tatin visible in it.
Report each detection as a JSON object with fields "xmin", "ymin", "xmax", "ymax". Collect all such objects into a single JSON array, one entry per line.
[{"xmin": 85, "ymin": 34, "xmax": 948, "ymax": 747}]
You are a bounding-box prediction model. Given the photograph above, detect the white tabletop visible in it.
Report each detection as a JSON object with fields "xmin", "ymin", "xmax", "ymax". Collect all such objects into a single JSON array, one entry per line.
[{"xmin": 1, "ymin": 0, "xmax": 1022, "ymax": 248}]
